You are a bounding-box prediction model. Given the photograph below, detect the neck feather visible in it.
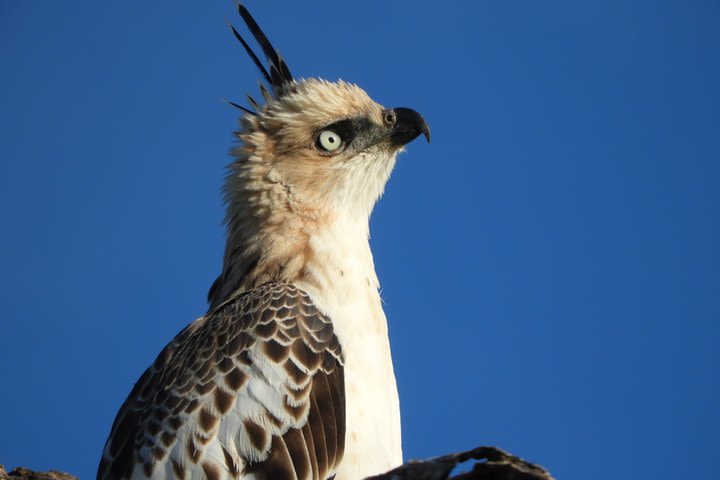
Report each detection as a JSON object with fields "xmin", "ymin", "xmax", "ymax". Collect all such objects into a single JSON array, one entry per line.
[{"xmin": 207, "ymin": 159, "xmax": 373, "ymax": 310}]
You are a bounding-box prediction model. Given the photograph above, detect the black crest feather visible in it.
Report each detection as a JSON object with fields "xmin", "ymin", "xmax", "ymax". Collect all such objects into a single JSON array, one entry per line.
[
  {"xmin": 225, "ymin": 99, "xmax": 255, "ymax": 115},
  {"xmin": 232, "ymin": 3, "xmax": 294, "ymax": 94}
]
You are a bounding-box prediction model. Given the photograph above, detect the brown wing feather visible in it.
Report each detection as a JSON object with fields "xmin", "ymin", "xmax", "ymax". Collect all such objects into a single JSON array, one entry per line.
[{"xmin": 98, "ymin": 283, "xmax": 345, "ymax": 480}]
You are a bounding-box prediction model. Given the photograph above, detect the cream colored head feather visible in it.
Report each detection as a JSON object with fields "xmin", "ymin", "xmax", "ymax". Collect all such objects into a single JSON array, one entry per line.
[{"xmin": 208, "ymin": 5, "xmax": 429, "ymax": 308}]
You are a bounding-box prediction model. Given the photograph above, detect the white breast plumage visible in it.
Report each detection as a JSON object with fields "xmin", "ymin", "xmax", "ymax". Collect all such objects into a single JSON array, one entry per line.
[{"xmin": 296, "ymin": 214, "xmax": 403, "ymax": 480}]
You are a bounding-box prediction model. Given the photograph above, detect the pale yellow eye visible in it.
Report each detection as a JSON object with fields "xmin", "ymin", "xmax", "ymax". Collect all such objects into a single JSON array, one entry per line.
[{"xmin": 317, "ymin": 130, "xmax": 342, "ymax": 152}]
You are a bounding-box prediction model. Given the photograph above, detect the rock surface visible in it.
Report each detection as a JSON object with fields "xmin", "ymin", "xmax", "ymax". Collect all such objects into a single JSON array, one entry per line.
[{"xmin": 0, "ymin": 465, "xmax": 78, "ymax": 480}]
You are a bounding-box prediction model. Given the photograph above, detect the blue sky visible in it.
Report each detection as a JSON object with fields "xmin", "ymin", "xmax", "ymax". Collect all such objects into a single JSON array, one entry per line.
[{"xmin": 1, "ymin": 1, "xmax": 718, "ymax": 479}]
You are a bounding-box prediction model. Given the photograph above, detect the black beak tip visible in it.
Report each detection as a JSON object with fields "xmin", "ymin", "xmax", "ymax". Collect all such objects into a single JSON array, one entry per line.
[
  {"xmin": 421, "ymin": 123, "xmax": 431, "ymax": 143},
  {"xmin": 392, "ymin": 107, "xmax": 431, "ymax": 147}
]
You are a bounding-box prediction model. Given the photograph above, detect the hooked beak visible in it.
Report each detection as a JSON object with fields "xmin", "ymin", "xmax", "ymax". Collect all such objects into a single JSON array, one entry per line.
[{"xmin": 386, "ymin": 107, "xmax": 431, "ymax": 147}]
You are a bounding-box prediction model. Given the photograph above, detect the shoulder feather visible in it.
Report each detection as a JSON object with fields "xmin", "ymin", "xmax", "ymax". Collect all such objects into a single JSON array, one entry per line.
[{"xmin": 98, "ymin": 283, "xmax": 345, "ymax": 480}]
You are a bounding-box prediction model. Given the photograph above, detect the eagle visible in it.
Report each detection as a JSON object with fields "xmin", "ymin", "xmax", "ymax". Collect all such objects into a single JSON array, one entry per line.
[{"xmin": 97, "ymin": 4, "xmax": 429, "ymax": 480}]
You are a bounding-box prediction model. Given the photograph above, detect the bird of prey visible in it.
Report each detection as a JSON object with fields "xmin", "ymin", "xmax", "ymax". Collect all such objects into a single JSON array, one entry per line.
[{"xmin": 98, "ymin": 4, "xmax": 429, "ymax": 480}]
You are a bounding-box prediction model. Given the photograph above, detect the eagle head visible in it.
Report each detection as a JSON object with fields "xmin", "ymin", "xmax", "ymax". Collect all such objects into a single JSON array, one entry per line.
[
  {"xmin": 210, "ymin": 4, "xmax": 429, "ymax": 307},
  {"xmin": 237, "ymin": 79, "xmax": 429, "ymax": 218}
]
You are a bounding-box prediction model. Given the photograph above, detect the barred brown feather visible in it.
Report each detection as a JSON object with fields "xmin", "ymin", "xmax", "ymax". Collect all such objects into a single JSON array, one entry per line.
[{"xmin": 98, "ymin": 284, "xmax": 345, "ymax": 480}]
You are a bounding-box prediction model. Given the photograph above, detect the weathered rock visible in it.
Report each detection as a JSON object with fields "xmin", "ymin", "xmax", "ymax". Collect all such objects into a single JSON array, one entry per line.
[{"xmin": 0, "ymin": 465, "xmax": 78, "ymax": 480}]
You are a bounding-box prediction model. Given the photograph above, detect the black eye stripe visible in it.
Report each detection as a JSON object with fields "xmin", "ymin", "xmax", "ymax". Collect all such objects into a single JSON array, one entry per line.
[
  {"xmin": 321, "ymin": 120, "xmax": 354, "ymax": 142},
  {"xmin": 319, "ymin": 118, "xmax": 372, "ymax": 142},
  {"xmin": 314, "ymin": 117, "xmax": 377, "ymax": 153}
]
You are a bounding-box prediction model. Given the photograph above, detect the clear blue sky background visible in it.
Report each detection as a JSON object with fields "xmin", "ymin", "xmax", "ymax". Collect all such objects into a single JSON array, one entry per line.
[{"xmin": 1, "ymin": 1, "xmax": 718, "ymax": 479}]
